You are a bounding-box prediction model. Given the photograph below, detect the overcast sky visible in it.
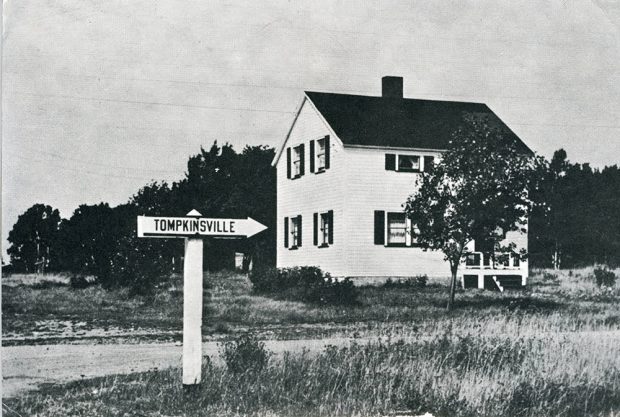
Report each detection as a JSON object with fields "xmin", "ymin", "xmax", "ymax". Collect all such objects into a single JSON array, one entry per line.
[{"xmin": 3, "ymin": 0, "xmax": 620, "ymax": 257}]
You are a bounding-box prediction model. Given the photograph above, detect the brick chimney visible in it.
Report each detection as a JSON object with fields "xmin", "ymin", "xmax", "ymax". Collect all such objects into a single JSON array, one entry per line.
[{"xmin": 382, "ymin": 76, "xmax": 403, "ymax": 98}]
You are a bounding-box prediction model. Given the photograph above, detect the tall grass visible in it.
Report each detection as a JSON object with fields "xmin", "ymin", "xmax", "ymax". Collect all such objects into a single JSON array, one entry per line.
[
  {"xmin": 4, "ymin": 267, "xmax": 620, "ymax": 415},
  {"xmin": 7, "ymin": 319, "xmax": 620, "ymax": 416}
]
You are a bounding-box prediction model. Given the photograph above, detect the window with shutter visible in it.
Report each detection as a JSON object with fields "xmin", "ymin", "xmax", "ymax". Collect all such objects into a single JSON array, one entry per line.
[
  {"xmin": 289, "ymin": 216, "xmax": 302, "ymax": 248},
  {"xmin": 292, "ymin": 145, "xmax": 303, "ymax": 178},
  {"xmin": 385, "ymin": 154, "xmax": 396, "ymax": 171},
  {"xmin": 316, "ymin": 138, "xmax": 327, "ymax": 171}
]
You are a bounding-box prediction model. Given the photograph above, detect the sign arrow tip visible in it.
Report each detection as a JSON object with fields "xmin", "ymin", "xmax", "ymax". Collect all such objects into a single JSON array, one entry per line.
[
  {"xmin": 186, "ymin": 209, "xmax": 202, "ymax": 217},
  {"xmin": 246, "ymin": 217, "xmax": 268, "ymax": 237}
]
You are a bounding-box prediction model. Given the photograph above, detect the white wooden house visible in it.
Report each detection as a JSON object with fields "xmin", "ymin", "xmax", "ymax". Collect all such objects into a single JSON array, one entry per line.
[{"xmin": 272, "ymin": 77, "xmax": 532, "ymax": 290}]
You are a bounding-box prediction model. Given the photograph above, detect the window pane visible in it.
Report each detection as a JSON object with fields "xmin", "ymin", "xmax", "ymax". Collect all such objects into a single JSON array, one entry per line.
[
  {"xmin": 387, "ymin": 213, "xmax": 406, "ymax": 244},
  {"xmin": 317, "ymin": 139, "xmax": 326, "ymax": 169},
  {"xmin": 398, "ymin": 155, "xmax": 420, "ymax": 171},
  {"xmin": 291, "ymin": 217, "xmax": 300, "ymax": 246},
  {"xmin": 320, "ymin": 213, "xmax": 329, "ymax": 244}
]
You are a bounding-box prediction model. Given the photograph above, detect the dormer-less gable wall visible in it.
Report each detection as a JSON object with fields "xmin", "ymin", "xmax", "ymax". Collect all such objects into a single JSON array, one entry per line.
[{"xmin": 275, "ymin": 98, "xmax": 347, "ymax": 275}]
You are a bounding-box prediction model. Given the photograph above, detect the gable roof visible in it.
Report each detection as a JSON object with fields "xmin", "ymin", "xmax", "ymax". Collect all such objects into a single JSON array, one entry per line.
[{"xmin": 305, "ymin": 91, "xmax": 533, "ymax": 154}]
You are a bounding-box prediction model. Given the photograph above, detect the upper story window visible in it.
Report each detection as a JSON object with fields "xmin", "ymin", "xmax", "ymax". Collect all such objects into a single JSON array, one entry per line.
[
  {"xmin": 310, "ymin": 135, "xmax": 331, "ymax": 173},
  {"xmin": 398, "ymin": 155, "xmax": 420, "ymax": 172},
  {"xmin": 286, "ymin": 144, "xmax": 305, "ymax": 179},
  {"xmin": 385, "ymin": 153, "xmax": 434, "ymax": 173},
  {"xmin": 293, "ymin": 146, "xmax": 303, "ymax": 176},
  {"xmin": 316, "ymin": 138, "xmax": 326, "ymax": 171}
]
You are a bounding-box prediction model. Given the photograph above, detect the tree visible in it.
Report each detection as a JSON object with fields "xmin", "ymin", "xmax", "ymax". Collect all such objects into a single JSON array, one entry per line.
[
  {"xmin": 7, "ymin": 204, "xmax": 62, "ymax": 272},
  {"xmin": 226, "ymin": 145, "xmax": 276, "ymax": 270},
  {"xmin": 404, "ymin": 114, "xmax": 539, "ymax": 311},
  {"xmin": 58, "ymin": 203, "xmax": 130, "ymax": 280}
]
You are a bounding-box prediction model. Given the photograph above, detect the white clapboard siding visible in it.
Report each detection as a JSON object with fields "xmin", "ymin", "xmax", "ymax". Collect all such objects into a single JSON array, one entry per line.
[
  {"xmin": 276, "ymin": 97, "xmax": 348, "ymax": 276},
  {"xmin": 341, "ymin": 146, "xmax": 450, "ymax": 277}
]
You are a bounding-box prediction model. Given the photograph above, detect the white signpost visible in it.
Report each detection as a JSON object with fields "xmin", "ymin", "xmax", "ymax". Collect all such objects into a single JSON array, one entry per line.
[{"xmin": 137, "ymin": 209, "xmax": 267, "ymax": 386}]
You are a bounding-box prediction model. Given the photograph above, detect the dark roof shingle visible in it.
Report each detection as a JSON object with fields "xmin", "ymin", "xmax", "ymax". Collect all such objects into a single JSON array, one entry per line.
[{"xmin": 305, "ymin": 91, "xmax": 532, "ymax": 154}]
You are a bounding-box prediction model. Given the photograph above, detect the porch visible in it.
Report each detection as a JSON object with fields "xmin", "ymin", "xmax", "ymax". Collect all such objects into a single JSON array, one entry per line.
[{"xmin": 460, "ymin": 251, "xmax": 527, "ymax": 291}]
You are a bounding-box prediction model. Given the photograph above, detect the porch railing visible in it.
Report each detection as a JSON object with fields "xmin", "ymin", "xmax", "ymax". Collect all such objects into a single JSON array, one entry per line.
[{"xmin": 464, "ymin": 251, "xmax": 521, "ymax": 270}]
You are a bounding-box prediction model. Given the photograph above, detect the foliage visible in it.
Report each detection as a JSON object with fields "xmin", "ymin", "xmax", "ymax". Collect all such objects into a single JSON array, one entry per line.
[
  {"xmin": 404, "ymin": 113, "xmax": 539, "ymax": 309},
  {"xmin": 594, "ymin": 267, "xmax": 616, "ymax": 288},
  {"xmin": 174, "ymin": 143, "xmax": 276, "ymax": 270},
  {"xmin": 249, "ymin": 266, "xmax": 358, "ymax": 305},
  {"xmin": 220, "ymin": 334, "xmax": 270, "ymax": 374},
  {"xmin": 529, "ymin": 150, "xmax": 620, "ymax": 268},
  {"xmin": 7, "ymin": 204, "xmax": 62, "ymax": 273},
  {"xmin": 7, "ymin": 142, "xmax": 275, "ymax": 295},
  {"xmin": 382, "ymin": 275, "xmax": 428, "ymax": 289},
  {"xmin": 69, "ymin": 274, "xmax": 92, "ymax": 289}
]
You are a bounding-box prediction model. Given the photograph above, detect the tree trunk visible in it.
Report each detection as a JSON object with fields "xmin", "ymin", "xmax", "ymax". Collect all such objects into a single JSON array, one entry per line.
[{"xmin": 446, "ymin": 264, "xmax": 458, "ymax": 311}]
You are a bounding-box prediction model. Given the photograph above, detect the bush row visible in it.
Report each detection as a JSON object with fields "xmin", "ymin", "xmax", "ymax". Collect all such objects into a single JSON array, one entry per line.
[{"xmin": 248, "ymin": 266, "xmax": 357, "ymax": 305}]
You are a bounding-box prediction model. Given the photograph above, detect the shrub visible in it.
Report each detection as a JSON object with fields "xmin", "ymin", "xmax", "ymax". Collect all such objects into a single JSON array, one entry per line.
[
  {"xmin": 594, "ymin": 267, "xmax": 616, "ymax": 288},
  {"xmin": 69, "ymin": 274, "xmax": 92, "ymax": 289},
  {"xmin": 220, "ymin": 334, "xmax": 270, "ymax": 374},
  {"xmin": 99, "ymin": 235, "xmax": 174, "ymax": 296},
  {"xmin": 382, "ymin": 275, "xmax": 428, "ymax": 289},
  {"xmin": 249, "ymin": 266, "xmax": 358, "ymax": 305}
]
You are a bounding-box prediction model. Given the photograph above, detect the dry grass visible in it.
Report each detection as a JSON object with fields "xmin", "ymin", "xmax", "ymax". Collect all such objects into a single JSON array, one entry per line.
[
  {"xmin": 4, "ymin": 267, "xmax": 620, "ymax": 343},
  {"xmin": 5, "ymin": 315, "xmax": 620, "ymax": 416},
  {"xmin": 3, "ymin": 267, "xmax": 620, "ymax": 416}
]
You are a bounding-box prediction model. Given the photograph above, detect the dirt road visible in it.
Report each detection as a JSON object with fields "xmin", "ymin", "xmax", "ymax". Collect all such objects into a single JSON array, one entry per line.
[{"xmin": 2, "ymin": 337, "xmax": 361, "ymax": 398}]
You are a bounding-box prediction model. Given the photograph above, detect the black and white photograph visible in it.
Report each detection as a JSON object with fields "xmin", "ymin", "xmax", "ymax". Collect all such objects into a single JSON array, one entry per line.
[{"xmin": 2, "ymin": 1, "xmax": 620, "ymax": 416}]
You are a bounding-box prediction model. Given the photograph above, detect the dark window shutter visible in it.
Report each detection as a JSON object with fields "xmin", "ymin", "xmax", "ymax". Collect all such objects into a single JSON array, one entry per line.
[
  {"xmin": 424, "ymin": 156, "xmax": 435, "ymax": 172},
  {"xmin": 313, "ymin": 212, "xmax": 318, "ymax": 245},
  {"xmin": 299, "ymin": 144, "xmax": 305, "ymax": 176},
  {"xmin": 309, "ymin": 140, "xmax": 315, "ymax": 173},
  {"xmin": 324, "ymin": 136, "xmax": 331, "ymax": 169},
  {"xmin": 385, "ymin": 154, "xmax": 396, "ymax": 170},
  {"xmin": 286, "ymin": 148, "xmax": 291, "ymax": 179},
  {"xmin": 284, "ymin": 217, "xmax": 289, "ymax": 248},
  {"xmin": 374, "ymin": 210, "xmax": 385, "ymax": 245},
  {"xmin": 328, "ymin": 210, "xmax": 334, "ymax": 244},
  {"xmin": 297, "ymin": 215, "xmax": 302, "ymax": 246}
]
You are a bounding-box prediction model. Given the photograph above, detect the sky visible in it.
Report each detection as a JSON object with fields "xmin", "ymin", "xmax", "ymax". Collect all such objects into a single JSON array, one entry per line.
[{"xmin": 3, "ymin": 0, "xmax": 620, "ymax": 258}]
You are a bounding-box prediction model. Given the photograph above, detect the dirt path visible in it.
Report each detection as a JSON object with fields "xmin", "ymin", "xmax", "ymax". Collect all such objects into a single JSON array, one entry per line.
[{"xmin": 2, "ymin": 337, "xmax": 365, "ymax": 398}]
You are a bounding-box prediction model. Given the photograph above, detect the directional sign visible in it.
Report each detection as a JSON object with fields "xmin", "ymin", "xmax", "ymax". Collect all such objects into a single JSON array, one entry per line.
[
  {"xmin": 137, "ymin": 215, "xmax": 267, "ymax": 239},
  {"xmin": 136, "ymin": 209, "xmax": 268, "ymax": 387}
]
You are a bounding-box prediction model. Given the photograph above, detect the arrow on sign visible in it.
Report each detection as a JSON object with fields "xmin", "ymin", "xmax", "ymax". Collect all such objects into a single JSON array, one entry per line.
[{"xmin": 137, "ymin": 211, "xmax": 268, "ymax": 239}]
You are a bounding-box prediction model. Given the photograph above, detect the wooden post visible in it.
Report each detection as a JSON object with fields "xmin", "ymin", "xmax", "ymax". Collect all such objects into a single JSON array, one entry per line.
[{"xmin": 183, "ymin": 237, "xmax": 203, "ymax": 386}]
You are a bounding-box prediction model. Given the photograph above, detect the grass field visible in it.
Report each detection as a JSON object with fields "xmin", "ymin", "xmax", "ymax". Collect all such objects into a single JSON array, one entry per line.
[
  {"xmin": 3, "ymin": 268, "xmax": 620, "ymax": 344},
  {"xmin": 3, "ymin": 267, "xmax": 620, "ymax": 416}
]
